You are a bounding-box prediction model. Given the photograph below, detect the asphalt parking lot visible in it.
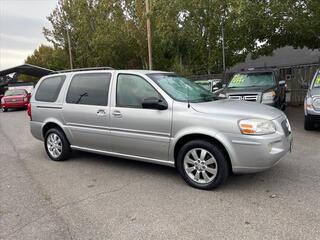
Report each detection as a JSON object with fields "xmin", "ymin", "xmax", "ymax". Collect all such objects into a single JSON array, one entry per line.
[{"xmin": 0, "ymin": 107, "xmax": 319, "ymax": 240}]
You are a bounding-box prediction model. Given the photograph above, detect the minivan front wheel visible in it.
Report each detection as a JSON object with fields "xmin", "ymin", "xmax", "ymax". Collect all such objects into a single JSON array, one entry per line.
[
  {"xmin": 44, "ymin": 128, "xmax": 71, "ymax": 161},
  {"xmin": 177, "ymin": 140, "xmax": 229, "ymax": 190}
]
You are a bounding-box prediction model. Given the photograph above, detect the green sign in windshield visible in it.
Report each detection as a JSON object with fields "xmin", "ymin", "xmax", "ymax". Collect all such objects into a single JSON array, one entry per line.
[
  {"xmin": 228, "ymin": 72, "xmax": 274, "ymax": 88},
  {"xmin": 230, "ymin": 74, "xmax": 245, "ymax": 84},
  {"xmin": 315, "ymin": 75, "xmax": 320, "ymax": 85}
]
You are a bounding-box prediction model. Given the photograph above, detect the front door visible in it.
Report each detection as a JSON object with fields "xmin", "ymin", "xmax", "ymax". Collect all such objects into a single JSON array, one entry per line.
[
  {"xmin": 62, "ymin": 72, "xmax": 112, "ymax": 151},
  {"xmin": 109, "ymin": 73, "xmax": 172, "ymax": 161}
]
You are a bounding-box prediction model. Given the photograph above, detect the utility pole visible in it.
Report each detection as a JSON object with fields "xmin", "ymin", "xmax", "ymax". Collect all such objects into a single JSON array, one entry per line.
[
  {"xmin": 66, "ymin": 26, "xmax": 73, "ymax": 69},
  {"xmin": 145, "ymin": 0, "xmax": 153, "ymax": 70},
  {"xmin": 221, "ymin": 23, "xmax": 226, "ymax": 72}
]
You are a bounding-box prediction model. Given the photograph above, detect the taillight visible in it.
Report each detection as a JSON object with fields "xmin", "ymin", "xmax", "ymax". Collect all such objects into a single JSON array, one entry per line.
[
  {"xmin": 1, "ymin": 98, "xmax": 4, "ymax": 104},
  {"xmin": 23, "ymin": 97, "xmax": 28, "ymax": 102},
  {"xmin": 27, "ymin": 103, "xmax": 32, "ymax": 120}
]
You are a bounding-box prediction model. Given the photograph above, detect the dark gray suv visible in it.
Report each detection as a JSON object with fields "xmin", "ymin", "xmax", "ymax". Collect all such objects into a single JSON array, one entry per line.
[
  {"xmin": 304, "ymin": 68, "xmax": 320, "ymax": 130},
  {"xmin": 219, "ymin": 68, "xmax": 287, "ymax": 110}
]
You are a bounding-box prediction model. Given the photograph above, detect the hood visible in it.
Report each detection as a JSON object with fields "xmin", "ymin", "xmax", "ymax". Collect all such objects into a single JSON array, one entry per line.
[
  {"xmin": 191, "ymin": 99, "xmax": 283, "ymax": 120},
  {"xmin": 223, "ymin": 86, "xmax": 274, "ymax": 94}
]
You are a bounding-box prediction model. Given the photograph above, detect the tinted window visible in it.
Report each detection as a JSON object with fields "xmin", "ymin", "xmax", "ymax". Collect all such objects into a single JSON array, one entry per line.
[
  {"xmin": 35, "ymin": 76, "xmax": 66, "ymax": 102},
  {"xmin": 66, "ymin": 73, "xmax": 111, "ymax": 106},
  {"xmin": 117, "ymin": 74, "xmax": 161, "ymax": 108}
]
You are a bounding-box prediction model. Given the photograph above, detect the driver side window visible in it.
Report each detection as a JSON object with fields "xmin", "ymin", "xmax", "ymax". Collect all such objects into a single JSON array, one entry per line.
[{"xmin": 116, "ymin": 74, "xmax": 161, "ymax": 108}]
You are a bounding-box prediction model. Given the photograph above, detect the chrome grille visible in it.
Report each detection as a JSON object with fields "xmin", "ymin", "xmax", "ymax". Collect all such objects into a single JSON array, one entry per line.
[
  {"xmin": 6, "ymin": 98, "xmax": 22, "ymax": 103},
  {"xmin": 228, "ymin": 94, "xmax": 258, "ymax": 102},
  {"xmin": 312, "ymin": 96, "xmax": 320, "ymax": 110}
]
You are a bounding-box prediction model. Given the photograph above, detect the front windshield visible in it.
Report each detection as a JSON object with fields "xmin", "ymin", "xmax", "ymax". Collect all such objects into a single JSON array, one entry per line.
[
  {"xmin": 4, "ymin": 89, "xmax": 26, "ymax": 96},
  {"xmin": 313, "ymin": 72, "xmax": 320, "ymax": 88},
  {"xmin": 148, "ymin": 74, "xmax": 216, "ymax": 103},
  {"xmin": 228, "ymin": 72, "xmax": 274, "ymax": 88}
]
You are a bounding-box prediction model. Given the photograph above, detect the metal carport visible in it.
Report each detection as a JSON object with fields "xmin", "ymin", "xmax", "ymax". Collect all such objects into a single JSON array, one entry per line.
[{"xmin": 0, "ymin": 64, "xmax": 54, "ymax": 77}]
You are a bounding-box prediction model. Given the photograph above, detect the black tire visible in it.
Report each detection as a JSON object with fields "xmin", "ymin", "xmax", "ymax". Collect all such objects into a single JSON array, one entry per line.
[
  {"xmin": 304, "ymin": 115, "xmax": 315, "ymax": 131},
  {"xmin": 44, "ymin": 128, "xmax": 71, "ymax": 161},
  {"xmin": 2, "ymin": 107, "xmax": 8, "ymax": 112},
  {"xmin": 176, "ymin": 140, "xmax": 229, "ymax": 190}
]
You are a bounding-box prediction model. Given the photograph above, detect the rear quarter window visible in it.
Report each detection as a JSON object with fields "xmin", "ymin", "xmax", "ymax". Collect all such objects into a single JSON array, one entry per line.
[{"xmin": 35, "ymin": 75, "xmax": 66, "ymax": 102}]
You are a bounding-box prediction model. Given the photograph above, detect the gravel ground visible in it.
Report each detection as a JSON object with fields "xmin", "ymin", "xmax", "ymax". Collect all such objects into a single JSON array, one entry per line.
[{"xmin": 0, "ymin": 107, "xmax": 319, "ymax": 240}]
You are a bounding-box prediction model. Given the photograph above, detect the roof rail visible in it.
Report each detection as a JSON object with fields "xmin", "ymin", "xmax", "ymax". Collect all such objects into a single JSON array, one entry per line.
[{"xmin": 55, "ymin": 67, "xmax": 114, "ymax": 74}]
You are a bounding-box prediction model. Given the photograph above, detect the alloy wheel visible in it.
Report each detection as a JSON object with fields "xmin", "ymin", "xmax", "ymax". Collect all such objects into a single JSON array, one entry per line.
[
  {"xmin": 183, "ymin": 148, "xmax": 218, "ymax": 184},
  {"xmin": 47, "ymin": 133, "xmax": 62, "ymax": 158}
]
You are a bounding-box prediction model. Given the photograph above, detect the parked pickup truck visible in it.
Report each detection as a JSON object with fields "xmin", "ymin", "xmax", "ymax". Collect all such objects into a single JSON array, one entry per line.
[{"xmin": 218, "ymin": 68, "xmax": 287, "ymax": 110}]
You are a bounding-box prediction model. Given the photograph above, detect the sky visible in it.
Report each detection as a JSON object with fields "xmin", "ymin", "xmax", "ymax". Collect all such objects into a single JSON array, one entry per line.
[{"xmin": 0, "ymin": 0, "xmax": 58, "ymax": 70}]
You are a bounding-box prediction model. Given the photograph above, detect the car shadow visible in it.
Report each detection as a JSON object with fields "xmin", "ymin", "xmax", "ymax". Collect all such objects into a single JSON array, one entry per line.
[
  {"xmin": 67, "ymin": 150, "xmax": 282, "ymax": 191},
  {"xmin": 1, "ymin": 108, "xmax": 27, "ymax": 113}
]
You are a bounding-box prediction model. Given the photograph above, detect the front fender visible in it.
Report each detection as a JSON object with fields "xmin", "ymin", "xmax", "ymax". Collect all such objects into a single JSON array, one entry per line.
[{"xmin": 168, "ymin": 127, "xmax": 234, "ymax": 166}]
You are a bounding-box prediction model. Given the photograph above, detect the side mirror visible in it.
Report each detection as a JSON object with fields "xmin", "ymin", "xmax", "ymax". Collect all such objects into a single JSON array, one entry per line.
[
  {"xmin": 279, "ymin": 80, "xmax": 286, "ymax": 86},
  {"xmin": 212, "ymin": 87, "xmax": 219, "ymax": 91},
  {"xmin": 142, "ymin": 97, "xmax": 167, "ymax": 110}
]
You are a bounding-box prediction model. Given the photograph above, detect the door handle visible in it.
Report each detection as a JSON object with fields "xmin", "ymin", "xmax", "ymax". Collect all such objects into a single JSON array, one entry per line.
[
  {"xmin": 112, "ymin": 110, "xmax": 122, "ymax": 118},
  {"xmin": 97, "ymin": 109, "xmax": 107, "ymax": 116}
]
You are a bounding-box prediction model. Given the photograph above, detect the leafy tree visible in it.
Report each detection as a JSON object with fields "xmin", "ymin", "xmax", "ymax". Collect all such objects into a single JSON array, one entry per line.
[
  {"xmin": 25, "ymin": 44, "xmax": 68, "ymax": 70},
  {"xmin": 26, "ymin": 0, "xmax": 320, "ymax": 75}
]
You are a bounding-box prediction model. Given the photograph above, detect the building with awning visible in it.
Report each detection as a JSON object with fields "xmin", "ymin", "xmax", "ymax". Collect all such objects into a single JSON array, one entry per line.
[
  {"xmin": 0, "ymin": 64, "xmax": 54, "ymax": 94},
  {"xmin": 0, "ymin": 63, "xmax": 54, "ymax": 78}
]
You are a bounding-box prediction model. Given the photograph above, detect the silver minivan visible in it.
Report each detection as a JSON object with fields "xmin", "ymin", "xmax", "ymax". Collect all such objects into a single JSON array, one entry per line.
[{"xmin": 29, "ymin": 69, "xmax": 292, "ymax": 189}]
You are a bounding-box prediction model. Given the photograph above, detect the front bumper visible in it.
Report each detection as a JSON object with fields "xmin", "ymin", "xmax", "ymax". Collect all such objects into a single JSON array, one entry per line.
[
  {"xmin": 306, "ymin": 114, "xmax": 320, "ymax": 123},
  {"xmin": 217, "ymin": 115, "xmax": 292, "ymax": 173},
  {"xmin": 1, "ymin": 101, "xmax": 28, "ymax": 109}
]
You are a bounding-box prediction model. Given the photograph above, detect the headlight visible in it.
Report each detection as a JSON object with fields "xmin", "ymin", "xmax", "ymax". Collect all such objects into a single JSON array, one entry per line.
[
  {"xmin": 219, "ymin": 93, "xmax": 226, "ymax": 98},
  {"xmin": 262, "ymin": 91, "xmax": 276, "ymax": 101},
  {"xmin": 239, "ymin": 119, "xmax": 276, "ymax": 135},
  {"xmin": 305, "ymin": 97, "xmax": 313, "ymax": 110},
  {"xmin": 312, "ymin": 97, "xmax": 320, "ymax": 109}
]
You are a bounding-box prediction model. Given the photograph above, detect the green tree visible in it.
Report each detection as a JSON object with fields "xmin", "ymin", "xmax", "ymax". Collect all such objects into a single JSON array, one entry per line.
[
  {"xmin": 34, "ymin": 0, "xmax": 320, "ymax": 75},
  {"xmin": 25, "ymin": 44, "xmax": 68, "ymax": 71}
]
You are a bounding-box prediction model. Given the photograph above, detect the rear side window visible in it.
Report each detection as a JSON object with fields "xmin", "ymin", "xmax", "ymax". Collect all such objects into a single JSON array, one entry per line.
[
  {"xmin": 35, "ymin": 75, "xmax": 66, "ymax": 102},
  {"xmin": 66, "ymin": 73, "xmax": 111, "ymax": 106}
]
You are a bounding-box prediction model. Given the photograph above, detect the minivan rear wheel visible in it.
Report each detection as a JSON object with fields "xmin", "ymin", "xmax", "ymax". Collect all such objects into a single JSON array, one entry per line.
[
  {"xmin": 177, "ymin": 140, "xmax": 229, "ymax": 190},
  {"xmin": 44, "ymin": 128, "xmax": 71, "ymax": 161}
]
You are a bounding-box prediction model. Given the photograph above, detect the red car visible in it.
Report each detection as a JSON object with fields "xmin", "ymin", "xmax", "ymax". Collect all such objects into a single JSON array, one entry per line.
[{"xmin": 1, "ymin": 89, "xmax": 31, "ymax": 112}]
